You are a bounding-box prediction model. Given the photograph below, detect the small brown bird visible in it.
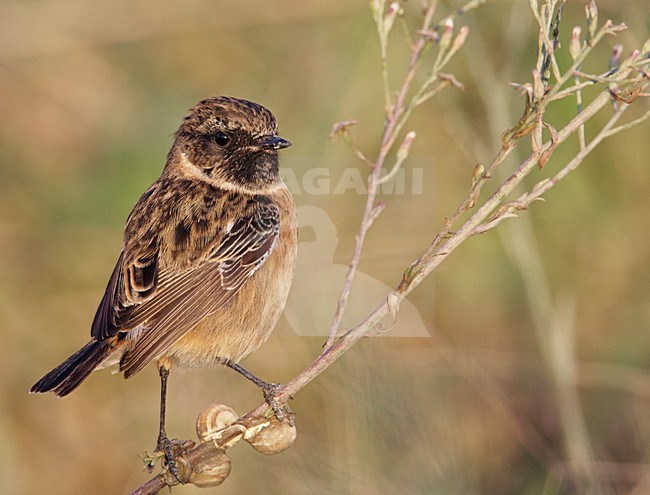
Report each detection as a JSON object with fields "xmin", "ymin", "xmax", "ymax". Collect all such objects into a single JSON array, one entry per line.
[{"xmin": 31, "ymin": 96, "xmax": 297, "ymax": 474}]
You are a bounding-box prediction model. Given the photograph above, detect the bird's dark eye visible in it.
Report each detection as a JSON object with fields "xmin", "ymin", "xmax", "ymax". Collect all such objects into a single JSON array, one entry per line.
[{"xmin": 214, "ymin": 131, "xmax": 230, "ymax": 147}]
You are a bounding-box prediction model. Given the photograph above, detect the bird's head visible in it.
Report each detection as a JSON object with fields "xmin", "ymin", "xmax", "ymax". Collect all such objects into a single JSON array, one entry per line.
[{"xmin": 170, "ymin": 96, "xmax": 291, "ymax": 191}]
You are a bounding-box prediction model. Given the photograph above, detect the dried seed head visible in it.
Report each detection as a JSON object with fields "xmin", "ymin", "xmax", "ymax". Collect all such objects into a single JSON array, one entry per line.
[
  {"xmin": 396, "ymin": 131, "xmax": 416, "ymax": 163},
  {"xmin": 452, "ymin": 26, "xmax": 470, "ymax": 52},
  {"xmin": 585, "ymin": 0, "xmax": 598, "ymax": 43},
  {"xmin": 439, "ymin": 18, "xmax": 454, "ymax": 51},
  {"xmin": 244, "ymin": 418, "xmax": 297, "ymax": 455},
  {"xmin": 609, "ymin": 44, "xmax": 623, "ymax": 70},
  {"xmin": 384, "ymin": 2, "xmax": 401, "ymax": 34},
  {"xmin": 570, "ymin": 26, "xmax": 582, "ymax": 60}
]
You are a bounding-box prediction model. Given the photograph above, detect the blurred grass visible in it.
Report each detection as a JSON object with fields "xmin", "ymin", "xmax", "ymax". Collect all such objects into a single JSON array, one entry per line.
[{"xmin": 1, "ymin": 1, "xmax": 649, "ymax": 494}]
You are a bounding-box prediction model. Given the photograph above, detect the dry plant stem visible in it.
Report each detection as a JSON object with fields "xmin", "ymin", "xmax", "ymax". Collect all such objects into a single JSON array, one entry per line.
[
  {"xmin": 464, "ymin": 10, "xmax": 594, "ymax": 480},
  {"xmin": 477, "ymin": 2, "xmax": 645, "ymax": 487},
  {"xmin": 514, "ymin": 104, "xmax": 629, "ymax": 202},
  {"xmin": 574, "ymin": 76, "xmax": 586, "ymax": 149},
  {"xmin": 324, "ymin": 1, "xmax": 438, "ymax": 347},
  {"xmin": 472, "ymin": 101, "xmax": 629, "ymax": 235},
  {"xmin": 326, "ymin": 0, "xmax": 483, "ymax": 346},
  {"xmin": 130, "ymin": 89, "xmax": 637, "ymax": 495},
  {"xmin": 129, "ymin": 414, "xmax": 279, "ymax": 495},
  {"xmin": 407, "ymin": 88, "xmax": 619, "ymax": 290},
  {"xmin": 130, "ymin": 476, "xmax": 167, "ymax": 495},
  {"xmin": 131, "ymin": 4, "xmax": 650, "ymax": 492}
]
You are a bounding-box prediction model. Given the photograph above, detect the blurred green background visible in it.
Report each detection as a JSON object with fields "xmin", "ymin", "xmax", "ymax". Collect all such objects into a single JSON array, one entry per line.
[{"xmin": 1, "ymin": 1, "xmax": 648, "ymax": 494}]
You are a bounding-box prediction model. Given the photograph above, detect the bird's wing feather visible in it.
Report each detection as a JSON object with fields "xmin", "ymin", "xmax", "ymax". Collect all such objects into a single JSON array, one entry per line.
[
  {"xmin": 91, "ymin": 240, "xmax": 159, "ymax": 341},
  {"xmin": 90, "ymin": 197, "xmax": 280, "ymax": 377}
]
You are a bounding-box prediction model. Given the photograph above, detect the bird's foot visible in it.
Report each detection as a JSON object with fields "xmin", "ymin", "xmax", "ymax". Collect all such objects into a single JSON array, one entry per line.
[
  {"xmin": 224, "ymin": 362, "xmax": 294, "ymax": 423},
  {"xmin": 261, "ymin": 382, "xmax": 293, "ymax": 424},
  {"xmin": 145, "ymin": 435, "xmax": 195, "ymax": 483}
]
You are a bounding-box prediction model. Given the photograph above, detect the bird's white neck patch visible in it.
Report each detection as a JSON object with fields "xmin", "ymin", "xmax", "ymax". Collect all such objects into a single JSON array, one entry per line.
[{"xmin": 179, "ymin": 153, "xmax": 282, "ymax": 195}]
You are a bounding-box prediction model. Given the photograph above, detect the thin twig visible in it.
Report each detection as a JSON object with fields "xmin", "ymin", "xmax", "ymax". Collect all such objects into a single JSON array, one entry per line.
[
  {"xmin": 325, "ymin": 1, "xmax": 439, "ymax": 347},
  {"xmin": 472, "ymin": 101, "xmax": 629, "ymax": 235}
]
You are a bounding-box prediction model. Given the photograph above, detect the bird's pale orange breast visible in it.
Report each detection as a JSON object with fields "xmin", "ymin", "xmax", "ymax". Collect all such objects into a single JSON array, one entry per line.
[{"xmin": 163, "ymin": 184, "xmax": 297, "ymax": 368}]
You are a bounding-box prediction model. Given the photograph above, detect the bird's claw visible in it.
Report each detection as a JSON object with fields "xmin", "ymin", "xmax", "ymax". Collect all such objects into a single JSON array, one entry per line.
[
  {"xmin": 150, "ymin": 436, "xmax": 195, "ymax": 483},
  {"xmin": 261, "ymin": 382, "xmax": 293, "ymax": 423}
]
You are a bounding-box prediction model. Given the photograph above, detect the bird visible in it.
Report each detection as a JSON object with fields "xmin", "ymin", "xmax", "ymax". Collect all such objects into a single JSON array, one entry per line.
[{"xmin": 30, "ymin": 96, "xmax": 298, "ymax": 476}]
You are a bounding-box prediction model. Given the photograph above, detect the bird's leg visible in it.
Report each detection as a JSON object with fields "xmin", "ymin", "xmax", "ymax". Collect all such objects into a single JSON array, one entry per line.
[
  {"xmin": 154, "ymin": 364, "xmax": 191, "ymax": 483},
  {"xmin": 226, "ymin": 361, "xmax": 278, "ymax": 393},
  {"xmin": 226, "ymin": 361, "xmax": 290, "ymax": 421},
  {"xmin": 155, "ymin": 365, "xmax": 171, "ymax": 449}
]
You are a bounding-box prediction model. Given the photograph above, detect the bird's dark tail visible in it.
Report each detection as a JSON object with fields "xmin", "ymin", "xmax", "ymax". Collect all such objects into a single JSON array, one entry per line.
[{"xmin": 30, "ymin": 340, "xmax": 113, "ymax": 397}]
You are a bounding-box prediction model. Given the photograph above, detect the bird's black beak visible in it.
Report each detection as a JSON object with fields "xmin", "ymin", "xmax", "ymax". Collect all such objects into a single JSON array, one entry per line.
[{"xmin": 259, "ymin": 135, "xmax": 292, "ymax": 151}]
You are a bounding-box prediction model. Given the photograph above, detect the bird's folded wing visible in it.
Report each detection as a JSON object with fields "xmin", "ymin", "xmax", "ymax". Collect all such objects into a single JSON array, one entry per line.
[{"xmin": 90, "ymin": 201, "xmax": 280, "ymax": 377}]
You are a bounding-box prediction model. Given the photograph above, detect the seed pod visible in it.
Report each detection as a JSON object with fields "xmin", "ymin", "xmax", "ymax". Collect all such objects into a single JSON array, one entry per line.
[
  {"xmin": 244, "ymin": 418, "xmax": 297, "ymax": 455},
  {"xmin": 196, "ymin": 404, "xmax": 239, "ymax": 442},
  {"xmin": 189, "ymin": 449, "xmax": 231, "ymax": 488}
]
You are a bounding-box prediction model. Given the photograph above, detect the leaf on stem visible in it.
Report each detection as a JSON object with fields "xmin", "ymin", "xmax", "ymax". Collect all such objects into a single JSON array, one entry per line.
[
  {"xmin": 502, "ymin": 83, "xmax": 538, "ymax": 147},
  {"xmin": 510, "ymin": 82, "xmax": 534, "ymax": 99},
  {"xmin": 329, "ymin": 120, "xmax": 360, "ymax": 142},
  {"xmin": 470, "ymin": 163, "xmax": 485, "ymax": 190},
  {"xmin": 609, "ymin": 86, "xmax": 643, "ymax": 104},
  {"xmin": 468, "ymin": 163, "xmax": 487, "ymax": 210},
  {"xmin": 538, "ymin": 121, "xmax": 559, "ymax": 170},
  {"xmin": 438, "ymin": 72, "xmax": 466, "ymax": 91},
  {"xmin": 600, "ymin": 21, "xmax": 627, "ymax": 37}
]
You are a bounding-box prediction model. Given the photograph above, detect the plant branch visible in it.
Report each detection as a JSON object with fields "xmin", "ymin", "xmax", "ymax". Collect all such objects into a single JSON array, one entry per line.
[
  {"xmin": 131, "ymin": 88, "xmax": 646, "ymax": 495},
  {"xmin": 324, "ymin": 1, "xmax": 439, "ymax": 347},
  {"xmin": 130, "ymin": 1, "xmax": 649, "ymax": 492}
]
